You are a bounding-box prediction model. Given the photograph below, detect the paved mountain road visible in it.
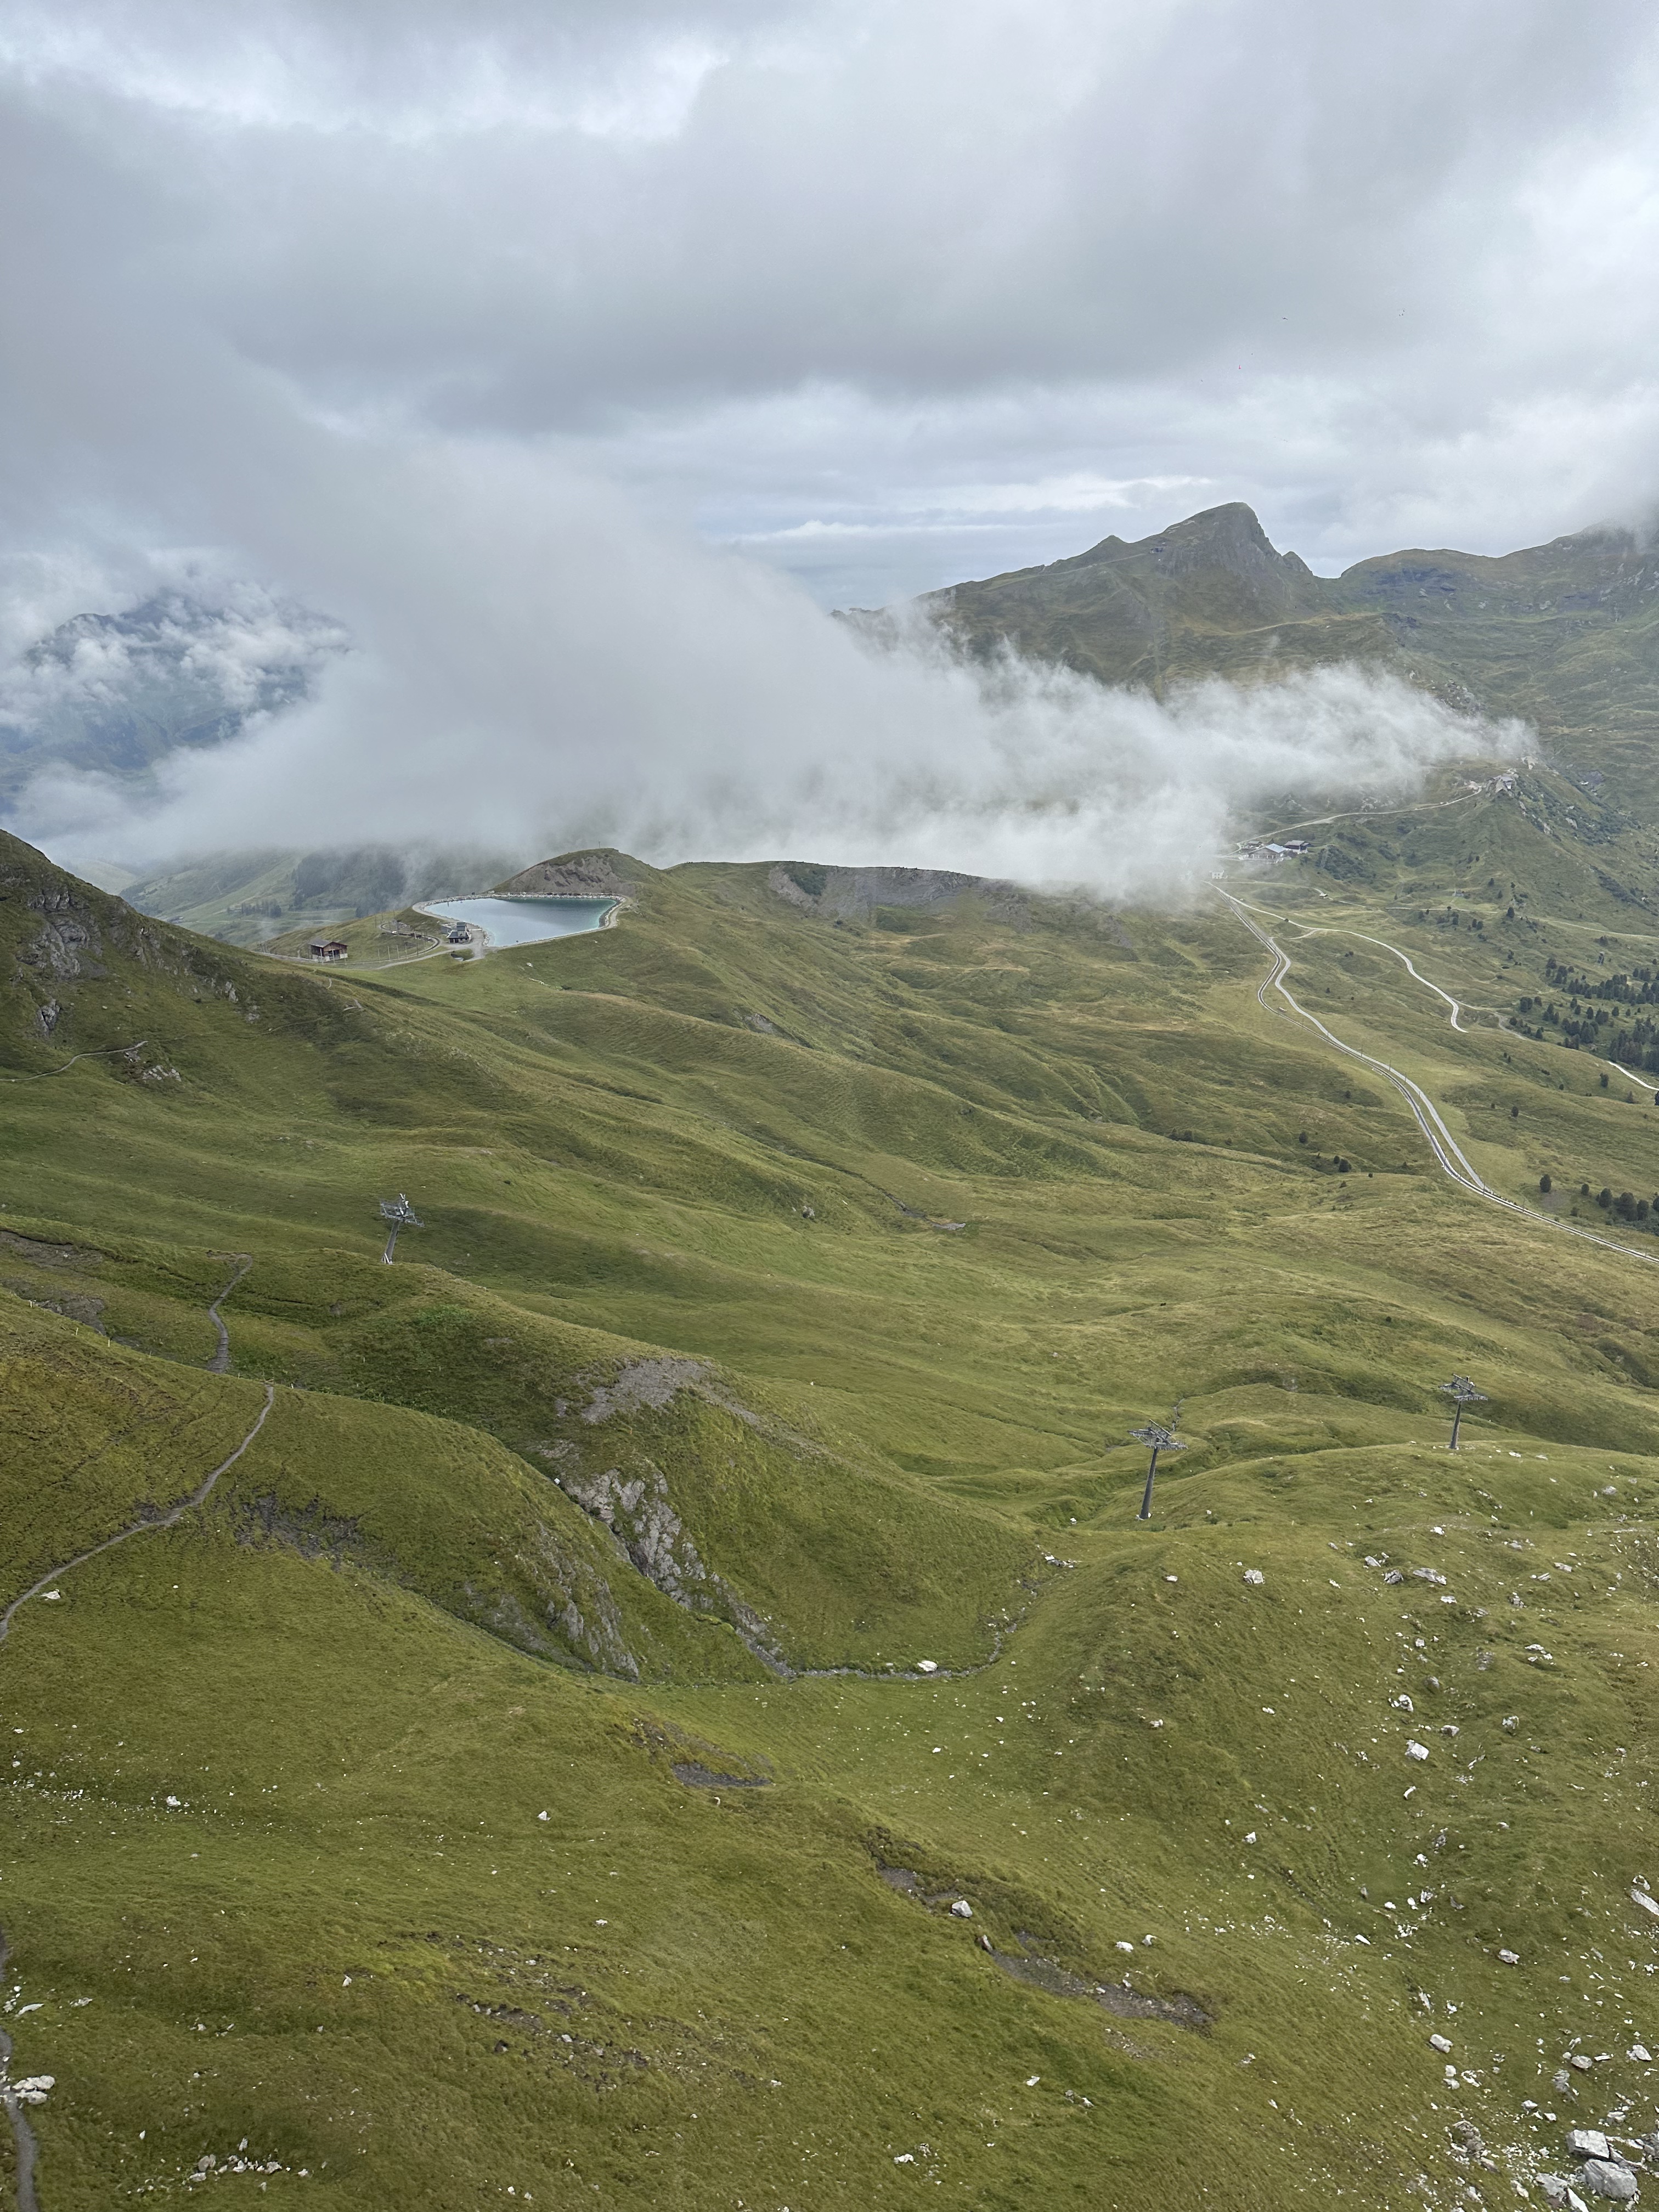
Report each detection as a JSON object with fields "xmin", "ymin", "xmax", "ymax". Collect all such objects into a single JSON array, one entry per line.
[
  {"xmin": 1227, "ymin": 891, "xmax": 1476, "ymax": 1031},
  {"xmin": 1217, "ymin": 890, "xmax": 1659, "ymax": 1272}
]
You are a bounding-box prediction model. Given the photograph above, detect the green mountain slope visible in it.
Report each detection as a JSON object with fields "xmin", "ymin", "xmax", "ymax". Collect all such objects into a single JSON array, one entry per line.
[
  {"xmin": 5, "ymin": 821, "xmax": 1659, "ymax": 2208},
  {"xmin": 916, "ymin": 501, "xmax": 1659, "ymax": 803}
]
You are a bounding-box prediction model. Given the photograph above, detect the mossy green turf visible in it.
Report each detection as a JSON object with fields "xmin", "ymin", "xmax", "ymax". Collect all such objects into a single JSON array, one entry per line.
[{"xmin": 4, "ymin": 802, "xmax": 1659, "ymax": 2209}]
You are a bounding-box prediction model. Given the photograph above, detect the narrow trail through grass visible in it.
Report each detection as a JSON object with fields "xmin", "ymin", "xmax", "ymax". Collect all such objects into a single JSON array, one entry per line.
[
  {"xmin": 0, "ymin": 1925, "xmax": 41, "ymax": 2212},
  {"xmin": 0, "ymin": 1382, "xmax": 274, "ymax": 1645},
  {"xmin": 203, "ymin": 1256, "xmax": 252, "ymax": 1374}
]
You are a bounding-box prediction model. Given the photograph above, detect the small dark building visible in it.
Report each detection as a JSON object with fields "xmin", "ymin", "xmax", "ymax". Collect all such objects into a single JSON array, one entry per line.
[{"xmin": 309, "ymin": 939, "xmax": 349, "ymax": 961}]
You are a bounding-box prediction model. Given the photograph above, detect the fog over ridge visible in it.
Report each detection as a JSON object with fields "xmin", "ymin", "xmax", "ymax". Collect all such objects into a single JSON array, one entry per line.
[
  {"xmin": 8, "ymin": 438, "xmax": 1521, "ymax": 903},
  {"xmin": 0, "ymin": 0, "xmax": 1585, "ymax": 898}
]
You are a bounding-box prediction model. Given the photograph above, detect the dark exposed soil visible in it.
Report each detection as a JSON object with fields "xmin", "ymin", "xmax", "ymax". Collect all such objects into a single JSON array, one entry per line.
[{"xmin": 672, "ymin": 1761, "xmax": 770, "ymax": 1789}]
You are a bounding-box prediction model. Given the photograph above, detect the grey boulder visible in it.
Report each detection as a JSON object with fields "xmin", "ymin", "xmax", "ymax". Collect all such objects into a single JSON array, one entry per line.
[{"xmin": 1578, "ymin": 2160, "xmax": 1638, "ymax": 2203}]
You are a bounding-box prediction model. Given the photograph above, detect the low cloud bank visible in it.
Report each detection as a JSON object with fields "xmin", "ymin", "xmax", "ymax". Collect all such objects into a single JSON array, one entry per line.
[{"xmin": 7, "ymin": 441, "xmax": 1522, "ymax": 902}]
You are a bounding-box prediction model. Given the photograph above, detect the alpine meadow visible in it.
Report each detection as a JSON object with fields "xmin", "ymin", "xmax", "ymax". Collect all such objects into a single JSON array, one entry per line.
[
  {"xmin": 9, "ymin": 498, "xmax": 1659, "ymax": 2205},
  {"xmin": 12, "ymin": 3, "xmax": 1659, "ymax": 2204}
]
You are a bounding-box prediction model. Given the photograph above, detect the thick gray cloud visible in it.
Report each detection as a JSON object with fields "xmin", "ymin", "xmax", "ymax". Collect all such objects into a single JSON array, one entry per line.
[
  {"xmin": 5, "ymin": 0, "xmax": 1659, "ymax": 586},
  {"xmin": 0, "ymin": 0, "xmax": 1640, "ymax": 884}
]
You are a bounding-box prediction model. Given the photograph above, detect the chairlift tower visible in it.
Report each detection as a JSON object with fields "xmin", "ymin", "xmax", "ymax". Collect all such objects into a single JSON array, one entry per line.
[
  {"xmin": 379, "ymin": 1193, "xmax": 424, "ymax": 1264},
  {"xmin": 1129, "ymin": 1420, "xmax": 1187, "ymax": 1521},
  {"xmin": 1438, "ymin": 1374, "xmax": 1487, "ymax": 1451}
]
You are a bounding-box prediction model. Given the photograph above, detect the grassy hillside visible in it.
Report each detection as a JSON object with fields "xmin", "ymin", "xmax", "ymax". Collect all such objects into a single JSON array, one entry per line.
[
  {"xmin": 916, "ymin": 501, "xmax": 1659, "ymax": 808},
  {"xmin": 5, "ymin": 817, "xmax": 1659, "ymax": 2208}
]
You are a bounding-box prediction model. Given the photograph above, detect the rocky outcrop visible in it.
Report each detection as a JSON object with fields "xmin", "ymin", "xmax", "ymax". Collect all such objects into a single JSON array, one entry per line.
[{"xmin": 549, "ymin": 1456, "xmax": 784, "ymax": 1672}]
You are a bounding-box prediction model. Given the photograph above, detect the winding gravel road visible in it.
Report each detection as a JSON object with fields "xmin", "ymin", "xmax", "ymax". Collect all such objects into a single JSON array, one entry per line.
[{"xmin": 1217, "ymin": 888, "xmax": 1659, "ymax": 1271}]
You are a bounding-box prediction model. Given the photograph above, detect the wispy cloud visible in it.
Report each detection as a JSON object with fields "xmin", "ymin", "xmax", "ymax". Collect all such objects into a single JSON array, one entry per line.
[{"xmin": 8, "ymin": 437, "xmax": 1521, "ymax": 900}]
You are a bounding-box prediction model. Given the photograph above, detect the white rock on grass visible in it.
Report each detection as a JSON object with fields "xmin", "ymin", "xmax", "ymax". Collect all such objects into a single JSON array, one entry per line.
[
  {"xmin": 1629, "ymin": 2045, "xmax": 1652, "ymax": 2063},
  {"xmin": 1406, "ymin": 1740, "xmax": 1431, "ymax": 1762},
  {"xmin": 10, "ymin": 2078, "xmax": 53, "ymax": 2104},
  {"xmin": 950, "ymin": 1900, "xmax": 973, "ymax": 1918},
  {"xmin": 1429, "ymin": 2034, "xmax": 1453, "ymax": 2053},
  {"xmin": 1567, "ymin": 2130, "xmax": 1612, "ymax": 2160},
  {"xmin": 1243, "ymin": 1569, "xmax": 1265, "ymax": 1586},
  {"xmin": 1578, "ymin": 2159, "xmax": 1638, "ymax": 2202},
  {"xmin": 1630, "ymin": 1887, "xmax": 1659, "ymax": 1922},
  {"xmin": 1498, "ymin": 1948, "xmax": 1521, "ymax": 1965},
  {"xmin": 1571, "ymin": 2055, "xmax": 1595, "ymax": 2072},
  {"xmin": 1538, "ymin": 2181, "xmax": 1592, "ymax": 2212}
]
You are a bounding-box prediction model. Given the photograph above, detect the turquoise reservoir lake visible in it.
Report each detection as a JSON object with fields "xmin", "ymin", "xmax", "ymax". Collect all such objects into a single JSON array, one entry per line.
[{"xmin": 414, "ymin": 896, "xmax": 618, "ymax": 947}]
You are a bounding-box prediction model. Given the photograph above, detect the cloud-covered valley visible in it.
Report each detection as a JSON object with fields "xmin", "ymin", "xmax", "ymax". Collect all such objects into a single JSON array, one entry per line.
[
  {"xmin": 6, "ymin": 439, "xmax": 1517, "ymax": 901},
  {"xmin": 0, "ymin": 0, "xmax": 1610, "ymax": 894}
]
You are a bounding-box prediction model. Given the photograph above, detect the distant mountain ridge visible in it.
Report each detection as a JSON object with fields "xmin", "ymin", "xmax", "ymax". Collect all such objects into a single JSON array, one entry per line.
[
  {"xmin": 0, "ymin": 588, "xmax": 348, "ymax": 808},
  {"xmin": 902, "ymin": 501, "xmax": 1659, "ymax": 799}
]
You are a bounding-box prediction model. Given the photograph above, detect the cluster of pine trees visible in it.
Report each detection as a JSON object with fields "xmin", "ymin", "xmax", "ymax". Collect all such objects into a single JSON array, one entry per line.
[
  {"xmin": 1516, "ymin": 956, "xmax": 1659, "ymax": 1065},
  {"xmin": 1540, "ymin": 1172, "xmax": 1659, "ymax": 1227}
]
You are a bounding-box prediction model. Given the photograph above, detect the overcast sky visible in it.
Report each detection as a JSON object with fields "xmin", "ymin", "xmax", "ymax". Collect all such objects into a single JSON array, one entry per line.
[
  {"xmin": 7, "ymin": 0, "xmax": 1659, "ymax": 611},
  {"xmin": 0, "ymin": 1, "xmax": 1646, "ymax": 883}
]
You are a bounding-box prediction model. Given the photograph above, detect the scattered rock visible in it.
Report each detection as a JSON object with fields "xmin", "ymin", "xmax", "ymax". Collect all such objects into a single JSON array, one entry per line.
[
  {"xmin": 10, "ymin": 2076, "xmax": 53, "ymax": 2104},
  {"xmin": 1430, "ymin": 2033, "xmax": 1454, "ymax": 2053},
  {"xmin": 1412, "ymin": 1567, "xmax": 1449, "ymax": 1586},
  {"xmin": 1630, "ymin": 1888, "xmax": 1659, "ymax": 1923},
  {"xmin": 1568, "ymin": 2131, "xmax": 1612, "ymax": 2160},
  {"xmin": 916, "ymin": 1660, "xmax": 939, "ymax": 1675},
  {"xmin": 1450, "ymin": 2118, "xmax": 1488, "ymax": 2160},
  {"xmin": 1407, "ymin": 1740, "xmax": 1431, "ymax": 1762},
  {"xmin": 1498, "ymin": 1948, "xmax": 1521, "ymax": 1965},
  {"xmin": 1553, "ymin": 2070, "xmax": 1575, "ymax": 2094},
  {"xmin": 1243, "ymin": 1569, "xmax": 1264, "ymax": 1586},
  {"xmin": 1538, "ymin": 2179, "xmax": 1592, "ymax": 2211},
  {"xmin": 1571, "ymin": 2055, "xmax": 1595, "ymax": 2072},
  {"xmin": 950, "ymin": 1900, "xmax": 974, "ymax": 1919},
  {"xmin": 1384, "ymin": 1570, "xmax": 1406, "ymax": 1584}
]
